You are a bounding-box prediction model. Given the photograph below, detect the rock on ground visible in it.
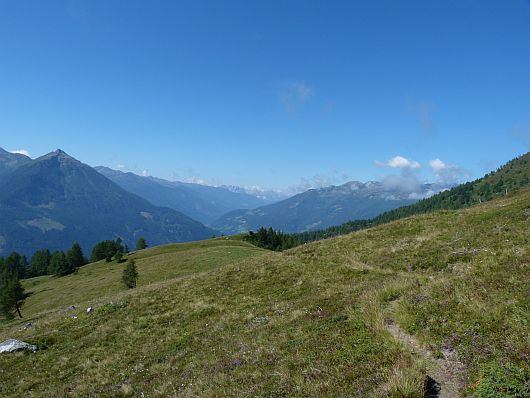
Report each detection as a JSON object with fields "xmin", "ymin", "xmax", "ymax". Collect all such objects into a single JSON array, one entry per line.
[{"xmin": 0, "ymin": 339, "xmax": 38, "ymax": 353}]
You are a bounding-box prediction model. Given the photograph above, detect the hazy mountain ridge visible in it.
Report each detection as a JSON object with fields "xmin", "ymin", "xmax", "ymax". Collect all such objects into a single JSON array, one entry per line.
[
  {"xmin": 0, "ymin": 149, "xmax": 214, "ymax": 256},
  {"xmin": 0, "ymin": 147, "xmax": 31, "ymax": 177},
  {"xmin": 219, "ymin": 184, "xmax": 289, "ymax": 203},
  {"xmin": 211, "ymin": 180, "xmax": 442, "ymax": 234},
  {"xmin": 95, "ymin": 167, "xmax": 276, "ymax": 224}
]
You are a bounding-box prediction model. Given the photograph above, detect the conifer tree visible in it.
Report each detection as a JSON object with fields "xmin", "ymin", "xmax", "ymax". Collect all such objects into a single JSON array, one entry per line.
[
  {"xmin": 122, "ymin": 259, "xmax": 138, "ymax": 288},
  {"xmin": 91, "ymin": 239, "xmax": 124, "ymax": 262},
  {"xmin": 67, "ymin": 242, "xmax": 86, "ymax": 269},
  {"xmin": 0, "ymin": 264, "xmax": 26, "ymax": 319},
  {"xmin": 28, "ymin": 249, "xmax": 51, "ymax": 277},
  {"xmin": 136, "ymin": 237, "xmax": 147, "ymax": 250},
  {"xmin": 50, "ymin": 251, "xmax": 73, "ymax": 277},
  {"xmin": 5, "ymin": 252, "xmax": 27, "ymax": 280}
]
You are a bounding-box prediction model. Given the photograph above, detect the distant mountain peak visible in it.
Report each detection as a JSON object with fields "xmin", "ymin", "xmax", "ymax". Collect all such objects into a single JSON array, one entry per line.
[
  {"xmin": 50, "ymin": 149, "xmax": 71, "ymax": 158},
  {"xmin": 38, "ymin": 149, "xmax": 79, "ymax": 164}
]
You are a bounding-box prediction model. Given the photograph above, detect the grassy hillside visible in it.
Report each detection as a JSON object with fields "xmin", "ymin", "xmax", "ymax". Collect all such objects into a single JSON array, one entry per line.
[
  {"xmin": 20, "ymin": 237, "xmax": 265, "ymax": 318},
  {"xmin": 1, "ymin": 191, "xmax": 528, "ymax": 397}
]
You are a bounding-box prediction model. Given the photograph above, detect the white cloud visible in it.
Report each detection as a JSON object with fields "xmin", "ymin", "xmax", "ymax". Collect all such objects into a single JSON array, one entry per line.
[
  {"xmin": 116, "ymin": 164, "xmax": 126, "ymax": 170},
  {"xmin": 278, "ymin": 81, "xmax": 314, "ymax": 113},
  {"xmin": 381, "ymin": 172, "xmax": 423, "ymax": 194},
  {"xmin": 428, "ymin": 158, "xmax": 467, "ymax": 185},
  {"xmin": 10, "ymin": 149, "xmax": 30, "ymax": 157},
  {"xmin": 375, "ymin": 155, "xmax": 434, "ymax": 198},
  {"xmin": 377, "ymin": 156, "xmax": 421, "ymax": 170},
  {"xmin": 141, "ymin": 170, "xmax": 150, "ymax": 177},
  {"xmin": 287, "ymin": 170, "xmax": 350, "ymax": 194},
  {"xmin": 408, "ymin": 190, "xmax": 436, "ymax": 200},
  {"xmin": 429, "ymin": 158, "xmax": 446, "ymax": 171}
]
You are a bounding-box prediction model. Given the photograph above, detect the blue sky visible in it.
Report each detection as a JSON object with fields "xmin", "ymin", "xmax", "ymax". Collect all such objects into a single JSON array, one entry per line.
[{"xmin": 1, "ymin": 0, "xmax": 529, "ymax": 193}]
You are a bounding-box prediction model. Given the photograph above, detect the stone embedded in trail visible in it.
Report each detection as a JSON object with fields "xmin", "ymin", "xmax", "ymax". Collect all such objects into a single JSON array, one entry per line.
[{"xmin": 0, "ymin": 339, "xmax": 38, "ymax": 353}]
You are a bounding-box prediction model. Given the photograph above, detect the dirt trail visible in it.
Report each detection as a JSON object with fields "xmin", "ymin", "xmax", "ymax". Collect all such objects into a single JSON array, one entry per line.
[{"xmin": 385, "ymin": 320, "xmax": 467, "ymax": 398}]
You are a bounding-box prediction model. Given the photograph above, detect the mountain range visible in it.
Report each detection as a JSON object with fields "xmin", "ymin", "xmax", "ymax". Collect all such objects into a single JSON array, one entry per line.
[
  {"xmin": 0, "ymin": 147, "xmax": 453, "ymax": 254},
  {"xmin": 210, "ymin": 180, "xmax": 443, "ymax": 234},
  {"xmin": 4, "ymin": 146, "xmax": 526, "ymax": 257},
  {"xmin": 97, "ymin": 166, "xmax": 445, "ymax": 234},
  {"xmin": 0, "ymin": 148, "xmax": 214, "ymax": 256},
  {"xmin": 96, "ymin": 166, "xmax": 277, "ymax": 224}
]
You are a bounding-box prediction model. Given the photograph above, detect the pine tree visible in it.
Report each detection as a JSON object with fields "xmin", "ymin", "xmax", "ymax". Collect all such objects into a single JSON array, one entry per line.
[
  {"xmin": 91, "ymin": 241, "xmax": 106, "ymax": 262},
  {"xmin": 67, "ymin": 242, "xmax": 86, "ymax": 269},
  {"xmin": 91, "ymin": 239, "xmax": 124, "ymax": 262},
  {"xmin": 5, "ymin": 252, "xmax": 27, "ymax": 280},
  {"xmin": 50, "ymin": 251, "xmax": 73, "ymax": 277},
  {"xmin": 28, "ymin": 249, "xmax": 51, "ymax": 277},
  {"xmin": 0, "ymin": 264, "xmax": 26, "ymax": 319},
  {"xmin": 122, "ymin": 259, "xmax": 138, "ymax": 289},
  {"xmin": 136, "ymin": 237, "xmax": 147, "ymax": 250}
]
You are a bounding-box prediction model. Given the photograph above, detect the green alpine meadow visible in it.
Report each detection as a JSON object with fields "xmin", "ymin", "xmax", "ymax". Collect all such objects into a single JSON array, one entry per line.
[{"xmin": 2, "ymin": 2, "xmax": 530, "ymax": 397}]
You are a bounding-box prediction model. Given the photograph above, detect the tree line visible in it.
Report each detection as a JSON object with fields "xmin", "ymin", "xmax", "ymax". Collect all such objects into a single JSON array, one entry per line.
[
  {"xmin": 0, "ymin": 237, "xmax": 146, "ymax": 319},
  {"xmin": 1, "ymin": 237, "xmax": 148, "ymax": 280},
  {"xmin": 244, "ymin": 227, "xmax": 300, "ymax": 251}
]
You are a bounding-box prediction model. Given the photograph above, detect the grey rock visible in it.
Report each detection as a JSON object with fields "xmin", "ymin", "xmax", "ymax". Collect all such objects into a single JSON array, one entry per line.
[
  {"xmin": 18, "ymin": 322, "xmax": 33, "ymax": 331},
  {"xmin": 0, "ymin": 339, "xmax": 37, "ymax": 353}
]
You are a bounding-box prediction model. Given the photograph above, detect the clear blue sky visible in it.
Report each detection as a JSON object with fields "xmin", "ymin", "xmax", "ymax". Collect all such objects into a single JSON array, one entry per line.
[{"xmin": 1, "ymin": 0, "xmax": 529, "ymax": 192}]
